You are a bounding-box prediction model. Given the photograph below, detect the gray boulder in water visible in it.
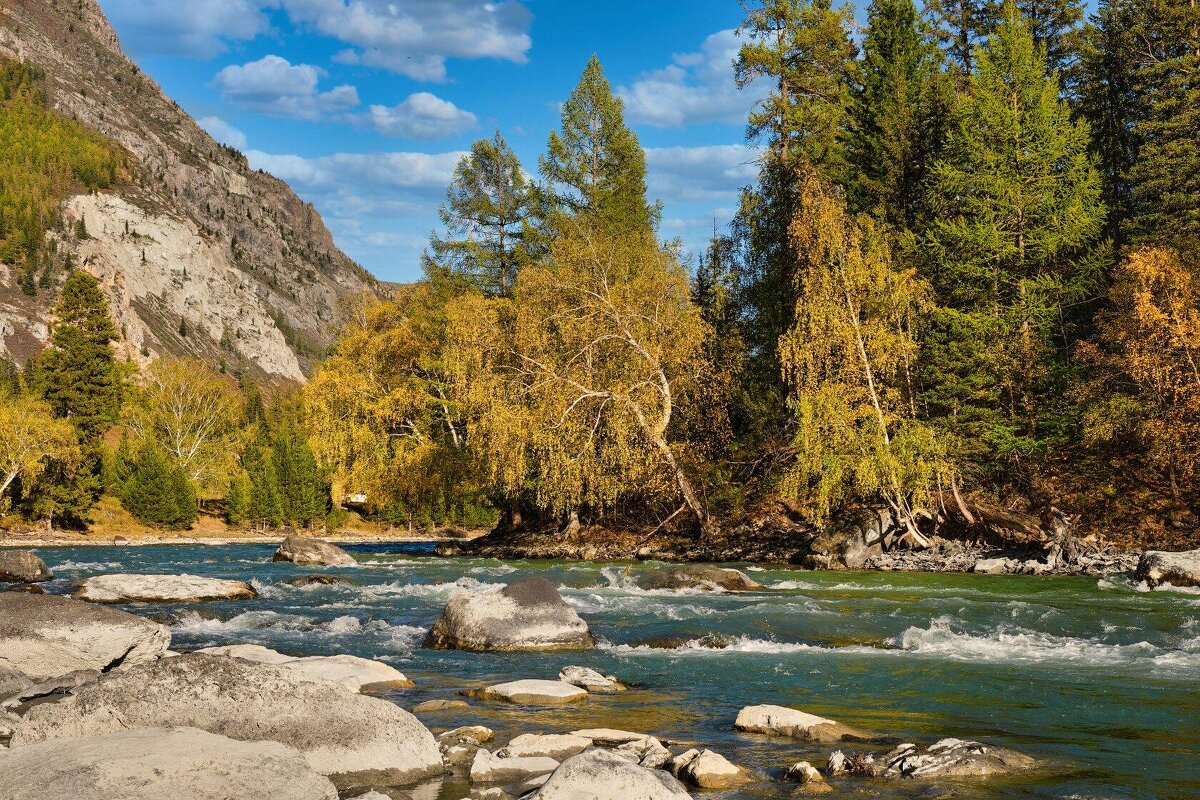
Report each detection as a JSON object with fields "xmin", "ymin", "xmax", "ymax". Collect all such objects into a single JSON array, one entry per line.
[
  {"xmin": 533, "ymin": 749, "xmax": 693, "ymax": 799},
  {"xmin": 424, "ymin": 577, "xmax": 594, "ymax": 652},
  {"xmin": 273, "ymin": 535, "xmax": 357, "ymax": 567},
  {"xmin": 1137, "ymin": 549, "xmax": 1200, "ymax": 588},
  {"xmin": 0, "ymin": 593, "xmax": 170, "ymax": 682},
  {"xmin": 10, "ymin": 653, "xmax": 442, "ymax": 790},
  {"xmin": 74, "ymin": 573, "xmax": 257, "ymax": 603},
  {"xmin": 639, "ymin": 565, "xmax": 763, "ymax": 592},
  {"xmin": 0, "ymin": 550, "xmax": 52, "ymax": 583},
  {"xmin": 0, "ymin": 727, "xmax": 338, "ymax": 800},
  {"xmin": 879, "ymin": 738, "xmax": 1037, "ymax": 778}
]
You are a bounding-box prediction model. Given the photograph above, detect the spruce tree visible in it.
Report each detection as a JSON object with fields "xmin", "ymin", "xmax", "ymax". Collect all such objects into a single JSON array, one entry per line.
[
  {"xmin": 848, "ymin": 0, "xmax": 952, "ymax": 229},
  {"xmin": 992, "ymin": 0, "xmax": 1085, "ymax": 75},
  {"xmin": 274, "ymin": 424, "xmax": 326, "ymax": 528},
  {"xmin": 225, "ymin": 470, "xmax": 250, "ymax": 526},
  {"xmin": 924, "ymin": 0, "xmax": 990, "ymax": 77},
  {"xmin": 31, "ymin": 271, "xmax": 122, "ymax": 443},
  {"xmin": 539, "ymin": 56, "xmax": 658, "ymax": 233},
  {"xmin": 119, "ymin": 445, "xmax": 197, "ymax": 530},
  {"xmin": 922, "ymin": 8, "xmax": 1105, "ymax": 480},
  {"xmin": 425, "ymin": 131, "xmax": 535, "ymax": 297},
  {"xmin": 244, "ymin": 443, "xmax": 283, "ymax": 529}
]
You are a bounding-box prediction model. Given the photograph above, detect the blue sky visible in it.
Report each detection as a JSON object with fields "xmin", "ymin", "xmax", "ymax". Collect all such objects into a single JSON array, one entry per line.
[{"xmin": 95, "ymin": 0, "xmax": 769, "ymax": 282}]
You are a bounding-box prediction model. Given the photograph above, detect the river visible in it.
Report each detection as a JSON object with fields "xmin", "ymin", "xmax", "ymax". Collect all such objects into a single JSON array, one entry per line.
[{"xmin": 28, "ymin": 542, "xmax": 1200, "ymax": 799}]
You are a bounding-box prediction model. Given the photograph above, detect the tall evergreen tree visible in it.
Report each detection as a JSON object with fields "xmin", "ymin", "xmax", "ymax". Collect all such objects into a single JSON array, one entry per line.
[
  {"xmin": 539, "ymin": 56, "xmax": 657, "ymax": 233},
  {"xmin": 425, "ymin": 131, "xmax": 536, "ymax": 297},
  {"xmin": 119, "ymin": 445, "xmax": 197, "ymax": 530},
  {"xmin": 993, "ymin": 0, "xmax": 1085, "ymax": 75},
  {"xmin": 274, "ymin": 421, "xmax": 327, "ymax": 528},
  {"xmin": 29, "ymin": 271, "xmax": 122, "ymax": 443},
  {"xmin": 922, "ymin": 8, "xmax": 1104, "ymax": 483},
  {"xmin": 924, "ymin": 0, "xmax": 990, "ymax": 77},
  {"xmin": 848, "ymin": 0, "xmax": 952, "ymax": 229}
]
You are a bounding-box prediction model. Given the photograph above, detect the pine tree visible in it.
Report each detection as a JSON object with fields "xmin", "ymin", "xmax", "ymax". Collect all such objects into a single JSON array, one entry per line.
[
  {"xmin": 924, "ymin": 0, "xmax": 990, "ymax": 77},
  {"xmin": 993, "ymin": 0, "xmax": 1085, "ymax": 75},
  {"xmin": 119, "ymin": 445, "xmax": 197, "ymax": 530},
  {"xmin": 244, "ymin": 443, "xmax": 283, "ymax": 529},
  {"xmin": 922, "ymin": 8, "xmax": 1105, "ymax": 481},
  {"xmin": 225, "ymin": 470, "xmax": 250, "ymax": 526},
  {"xmin": 425, "ymin": 131, "xmax": 536, "ymax": 297},
  {"xmin": 30, "ymin": 270, "xmax": 122, "ymax": 443},
  {"xmin": 274, "ymin": 422, "xmax": 326, "ymax": 528},
  {"xmin": 848, "ymin": 0, "xmax": 952, "ymax": 229},
  {"xmin": 539, "ymin": 55, "xmax": 658, "ymax": 233},
  {"xmin": 1125, "ymin": 0, "xmax": 1200, "ymax": 244}
]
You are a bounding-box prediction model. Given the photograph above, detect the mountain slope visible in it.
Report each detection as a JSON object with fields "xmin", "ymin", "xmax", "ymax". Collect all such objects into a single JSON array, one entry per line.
[{"xmin": 0, "ymin": 0, "xmax": 379, "ymax": 380}]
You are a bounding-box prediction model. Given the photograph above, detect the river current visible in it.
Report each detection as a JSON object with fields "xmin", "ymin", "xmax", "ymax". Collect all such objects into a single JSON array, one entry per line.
[{"xmin": 27, "ymin": 543, "xmax": 1200, "ymax": 799}]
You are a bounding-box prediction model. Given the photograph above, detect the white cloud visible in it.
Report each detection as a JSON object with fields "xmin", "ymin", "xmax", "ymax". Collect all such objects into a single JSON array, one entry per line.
[
  {"xmin": 620, "ymin": 29, "xmax": 766, "ymax": 127},
  {"xmin": 198, "ymin": 116, "xmax": 249, "ymax": 150},
  {"xmin": 212, "ymin": 55, "xmax": 360, "ymax": 120},
  {"xmin": 98, "ymin": 0, "xmax": 276, "ymax": 58},
  {"xmin": 645, "ymin": 144, "xmax": 761, "ymax": 203},
  {"xmin": 355, "ymin": 93, "xmax": 477, "ymax": 140},
  {"xmin": 279, "ymin": 0, "xmax": 533, "ymax": 81}
]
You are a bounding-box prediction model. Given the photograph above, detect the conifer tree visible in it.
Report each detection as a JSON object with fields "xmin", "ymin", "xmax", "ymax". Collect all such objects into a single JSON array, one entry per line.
[
  {"xmin": 539, "ymin": 56, "xmax": 658, "ymax": 233},
  {"xmin": 274, "ymin": 420, "xmax": 326, "ymax": 528},
  {"xmin": 225, "ymin": 470, "xmax": 251, "ymax": 527},
  {"xmin": 119, "ymin": 445, "xmax": 197, "ymax": 530},
  {"xmin": 994, "ymin": 0, "xmax": 1085, "ymax": 75},
  {"xmin": 924, "ymin": 0, "xmax": 990, "ymax": 77},
  {"xmin": 425, "ymin": 131, "xmax": 536, "ymax": 297},
  {"xmin": 848, "ymin": 0, "xmax": 952, "ymax": 229},
  {"xmin": 922, "ymin": 9, "xmax": 1104, "ymax": 480},
  {"xmin": 245, "ymin": 443, "xmax": 283, "ymax": 530}
]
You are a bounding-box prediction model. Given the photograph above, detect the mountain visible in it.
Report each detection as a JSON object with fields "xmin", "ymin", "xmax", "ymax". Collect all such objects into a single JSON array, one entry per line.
[{"xmin": 0, "ymin": 0, "xmax": 380, "ymax": 381}]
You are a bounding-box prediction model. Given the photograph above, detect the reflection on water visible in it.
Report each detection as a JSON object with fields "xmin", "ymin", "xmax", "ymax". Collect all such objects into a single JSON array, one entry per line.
[{"xmin": 29, "ymin": 542, "xmax": 1200, "ymax": 799}]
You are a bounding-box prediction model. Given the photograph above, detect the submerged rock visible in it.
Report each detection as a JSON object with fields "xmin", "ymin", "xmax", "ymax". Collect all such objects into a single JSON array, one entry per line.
[
  {"xmin": 0, "ymin": 593, "xmax": 170, "ymax": 682},
  {"xmin": 881, "ymin": 739, "xmax": 1036, "ymax": 778},
  {"xmin": 533, "ymin": 749, "xmax": 693, "ymax": 799},
  {"xmin": 11, "ymin": 653, "xmax": 442, "ymax": 789},
  {"xmin": 639, "ymin": 565, "xmax": 764, "ymax": 592},
  {"xmin": 425, "ymin": 577, "xmax": 594, "ymax": 652},
  {"xmin": 669, "ymin": 748, "xmax": 752, "ymax": 789},
  {"xmin": 1137, "ymin": 549, "xmax": 1200, "ymax": 588},
  {"xmin": 734, "ymin": 704, "xmax": 874, "ymax": 743},
  {"xmin": 468, "ymin": 679, "xmax": 588, "ymax": 705},
  {"xmin": 286, "ymin": 574, "xmax": 349, "ymax": 586},
  {"xmin": 0, "ymin": 727, "xmax": 338, "ymax": 800},
  {"xmin": 411, "ymin": 699, "xmax": 469, "ymax": 713},
  {"xmin": 558, "ymin": 666, "xmax": 625, "ymax": 693},
  {"xmin": 74, "ymin": 573, "xmax": 257, "ymax": 603},
  {"xmin": 0, "ymin": 551, "xmax": 52, "ymax": 583},
  {"xmin": 273, "ymin": 535, "xmax": 357, "ymax": 567}
]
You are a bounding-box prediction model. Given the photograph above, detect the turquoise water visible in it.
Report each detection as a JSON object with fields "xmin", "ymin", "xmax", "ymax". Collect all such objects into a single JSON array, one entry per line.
[{"xmin": 26, "ymin": 543, "xmax": 1200, "ymax": 799}]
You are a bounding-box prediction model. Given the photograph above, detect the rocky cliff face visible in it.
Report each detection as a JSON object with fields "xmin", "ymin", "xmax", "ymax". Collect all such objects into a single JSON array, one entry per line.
[{"xmin": 0, "ymin": 0, "xmax": 379, "ymax": 380}]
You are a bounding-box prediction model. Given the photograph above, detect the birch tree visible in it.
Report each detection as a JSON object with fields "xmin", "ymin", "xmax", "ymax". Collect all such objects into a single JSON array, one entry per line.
[{"xmin": 0, "ymin": 392, "xmax": 78, "ymax": 505}]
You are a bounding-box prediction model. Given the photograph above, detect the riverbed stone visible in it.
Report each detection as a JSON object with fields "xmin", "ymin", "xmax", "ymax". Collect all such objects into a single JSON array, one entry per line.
[
  {"xmin": 558, "ymin": 666, "xmax": 625, "ymax": 693},
  {"xmin": 468, "ymin": 679, "xmax": 588, "ymax": 705},
  {"xmin": 533, "ymin": 749, "xmax": 693, "ymax": 799},
  {"xmin": 0, "ymin": 593, "xmax": 170, "ymax": 682},
  {"xmin": 785, "ymin": 761, "xmax": 832, "ymax": 795},
  {"xmin": 195, "ymin": 645, "xmax": 413, "ymax": 691},
  {"xmin": 0, "ymin": 551, "xmax": 52, "ymax": 583},
  {"xmin": 11, "ymin": 653, "xmax": 442, "ymax": 789},
  {"xmin": 734, "ymin": 704, "xmax": 874, "ymax": 743},
  {"xmin": 470, "ymin": 749, "xmax": 560, "ymax": 784},
  {"xmin": 612, "ymin": 736, "xmax": 672, "ymax": 769},
  {"xmin": 74, "ymin": 573, "xmax": 257, "ymax": 603},
  {"xmin": 196, "ymin": 643, "xmax": 296, "ymax": 664},
  {"xmin": 0, "ymin": 727, "xmax": 338, "ymax": 799},
  {"xmin": 972, "ymin": 558, "xmax": 1017, "ymax": 575},
  {"xmin": 273, "ymin": 535, "xmax": 357, "ymax": 567},
  {"xmin": 425, "ymin": 577, "xmax": 594, "ymax": 652},
  {"xmin": 498, "ymin": 733, "xmax": 593, "ymax": 760},
  {"xmin": 287, "ymin": 574, "xmax": 350, "ymax": 587},
  {"xmin": 669, "ymin": 748, "xmax": 752, "ymax": 789},
  {"xmin": 639, "ymin": 565, "xmax": 764, "ymax": 592},
  {"xmin": 1137, "ymin": 549, "xmax": 1200, "ymax": 588},
  {"xmin": 412, "ymin": 699, "xmax": 469, "ymax": 713},
  {"xmin": 881, "ymin": 738, "xmax": 1036, "ymax": 778},
  {"xmin": 570, "ymin": 728, "xmax": 654, "ymax": 746}
]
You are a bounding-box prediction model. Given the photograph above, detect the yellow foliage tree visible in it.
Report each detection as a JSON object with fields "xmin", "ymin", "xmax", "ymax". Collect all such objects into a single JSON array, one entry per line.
[
  {"xmin": 0, "ymin": 392, "xmax": 79, "ymax": 506},
  {"xmin": 780, "ymin": 168, "xmax": 953, "ymax": 545},
  {"xmin": 1078, "ymin": 246, "xmax": 1200, "ymax": 496}
]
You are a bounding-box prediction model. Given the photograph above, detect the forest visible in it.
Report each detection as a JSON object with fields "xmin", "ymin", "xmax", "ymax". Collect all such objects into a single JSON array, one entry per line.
[{"xmin": 2, "ymin": 0, "xmax": 1199, "ymax": 549}]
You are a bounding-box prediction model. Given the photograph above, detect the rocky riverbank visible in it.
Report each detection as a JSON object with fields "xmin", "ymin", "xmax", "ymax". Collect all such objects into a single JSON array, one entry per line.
[{"xmin": 2, "ymin": 553, "xmax": 1074, "ymax": 800}]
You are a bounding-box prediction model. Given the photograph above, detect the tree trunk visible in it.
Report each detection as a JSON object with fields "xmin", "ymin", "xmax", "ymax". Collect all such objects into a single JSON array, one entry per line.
[{"xmin": 562, "ymin": 508, "xmax": 581, "ymax": 537}]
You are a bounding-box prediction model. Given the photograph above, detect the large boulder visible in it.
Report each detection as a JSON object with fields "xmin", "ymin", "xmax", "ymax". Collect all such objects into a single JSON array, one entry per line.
[
  {"xmin": 469, "ymin": 749, "xmax": 560, "ymax": 784},
  {"xmin": 0, "ymin": 727, "xmax": 338, "ymax": 800},
  {"xmin": 639, "ymin": 566, "xmax": 763, "ymax": 592},
  {"xmin": 11, "ymin": 653, "xmax": 442, "ymax": 790},
  {"xmin": 533, "ymin": 749, "xmax": 693, "ymax": 800},
  {"xmin": 0, "ymin": 593, "xmax": 170, "ymax": 682},
  {"xmin": 802, "ymin": 507, "xmax": 893, "ymax": 570},
  {"xmin": 273, "ymin": 535, "xmax": 357, "ymax": 567},
  {"xmin": 74, "ymin": 573, "xmax": 257, "ymax": 603},
  {"xmin": 0, "ymin": 551, "xmax": 52, "ymax": 583},
  {"xmin": 468, "ymin": 679, "xmax": 588, "ymax": 705},
  {"xmin": 424, "ymin": 577, "xmax": 594, "ymax": 652},
  {"xmin": 734, "ymin": 705, "xmax": 874, "ymax": 743},
  {"xmin": 669, "ymin": 748, "xmax": 751, "ymax": 790},
  {"xmin": 195, "ymin": 645, "xmax": 414, "ymax": 691},
  {"xmin": 1137, "ymin": 549, "xmax": 1200, "ymax": 588},
  {"xmin": 880, "ymin": 739, "xmax": 1037, "ymax": 778}
]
